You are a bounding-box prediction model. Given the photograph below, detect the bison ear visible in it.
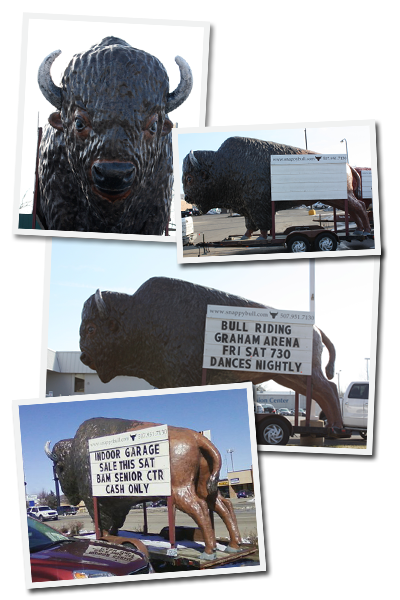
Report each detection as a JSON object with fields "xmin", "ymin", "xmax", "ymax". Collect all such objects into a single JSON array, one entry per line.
[
  {"xmin": 48, "ymin": 112, "xmax": 63, "ymax": 131},
  {"xmin": 109, "ymin": 319, "xmax": 119, "ymax": 333},
  {"xmin": 161, "ymin": 118, "xmax": 173, "ymax": 137}
]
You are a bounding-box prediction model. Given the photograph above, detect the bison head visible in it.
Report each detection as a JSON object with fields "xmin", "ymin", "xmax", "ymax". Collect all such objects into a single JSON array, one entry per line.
[
  {"xmin": 38, "ymin": 37, "xmax": 192, "ymax": 219},
  {"xmin": 79, "ymin": 289, "xmax": 136, "ymax": 383},
  {"xmin": 45, "ymin": 439, "xmax": 81, "ymax": 506},
  {"xmin": 182, "ymin": 150, "xmax": 218, "ymax": 214}
]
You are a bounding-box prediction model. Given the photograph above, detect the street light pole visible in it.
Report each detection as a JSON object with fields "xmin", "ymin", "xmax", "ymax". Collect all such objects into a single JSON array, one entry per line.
[
  {"xmin": 340, "ymin": 138, "xmax": 349, "ymax": 164},
  {"xmin": 336, "ymin": 370, "xmax": 341, "ymax": 396},
  {"xmin": 227, "ymin": 449, "xmax": 235, "ymax": 472},
  {"xmin": 365, "ymin": 358, "xmax": 370, "ymax": 381}
]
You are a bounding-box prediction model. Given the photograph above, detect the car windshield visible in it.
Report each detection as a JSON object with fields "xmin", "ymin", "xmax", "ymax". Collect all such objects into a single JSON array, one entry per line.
[
  {"xmin": 28, "ymin": 517, "xmax": 70, "ymax": 552},
  {"xmin": 38, "ymin": 506, "xmax": 51, "ymax": 511}
]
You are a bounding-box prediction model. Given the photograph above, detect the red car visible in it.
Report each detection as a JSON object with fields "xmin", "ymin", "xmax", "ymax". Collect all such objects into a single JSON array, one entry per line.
[{"xmin": 28, "ymin": 517, "xmax": 152, "ymax": 582}]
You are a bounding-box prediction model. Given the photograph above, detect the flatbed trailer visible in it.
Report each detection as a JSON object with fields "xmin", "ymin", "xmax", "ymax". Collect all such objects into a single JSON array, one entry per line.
[
  {"xmin": 196, "ymin": 222, "xmax": 373, "ymax": 256},
  {"xmin": 76, "ymin": 528, "xmax": 259, "ymax": 571},
  {"xmin": 254, "ymin": 411, "xmax": 353, "ymax": 446}
]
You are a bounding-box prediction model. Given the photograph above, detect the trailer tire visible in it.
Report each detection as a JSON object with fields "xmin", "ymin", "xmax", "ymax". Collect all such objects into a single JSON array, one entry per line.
[
  {"xmin": 257, "ymin": 419, "xmax": 290, "ymax": 445},
  {"xmin": 360, "ymin": 431, "xmax": 367, "ymax": 440},
  {"xmin": 314, "ymin": 232, "xmax": 337, "ymax": 252},
  {"xmin": 287, "ymin": 235, "xmax": 311, "ymax": 253}
]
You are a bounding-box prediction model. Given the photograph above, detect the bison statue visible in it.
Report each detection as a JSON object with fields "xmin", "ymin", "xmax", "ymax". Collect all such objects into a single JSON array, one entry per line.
[
  {"xmin": 45, "ymin": 417, "xmax": 243, "ymax": 560},
  {"xmin": 182, "ymin": 137, "xmax": 371, "ymax": 238},
  {"xmin": 37, "ymin": 36, "xmax": 193, "ymax": 234},
  {"xmin": 80, "ymin": 277, "xmax": 343, "ymax": 427}
]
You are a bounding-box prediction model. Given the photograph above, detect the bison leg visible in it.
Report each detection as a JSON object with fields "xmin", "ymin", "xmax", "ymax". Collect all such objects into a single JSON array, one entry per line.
[
  {"xmin": 347, "ymin": 194, "xmax": 371, "ymax": 232},
  {"xmin": 272, "ymin": 372, "xmax": 342, "ymax": 428},
  {"xmin": 213, "ymin": 495, "xmax": 242, "ymax": 550},
  {"xmin": 174, "ymin": 488, "xmax": 217, "ymax": 556}
]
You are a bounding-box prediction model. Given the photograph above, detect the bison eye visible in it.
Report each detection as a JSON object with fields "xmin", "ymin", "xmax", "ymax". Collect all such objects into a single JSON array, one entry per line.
[
  {"xmin": 148, "ymin": 121, "xmax": 158, "ymax": 135},
  {"xmin": 75, "ymin": 117, "xmax": 86, "ymax": 132},
  {"xmin": 87, "ymin": 324, "xmax": 96, "ymax": 335},
  {"xmin": 186, "ymin": 175, "xmax": 193, "ymax": 184}
]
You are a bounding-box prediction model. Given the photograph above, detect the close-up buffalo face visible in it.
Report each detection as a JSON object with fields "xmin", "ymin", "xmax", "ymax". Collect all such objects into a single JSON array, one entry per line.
[{"xmin": 37, "ymin": 37, "xmax": 193, "ymax": 232}]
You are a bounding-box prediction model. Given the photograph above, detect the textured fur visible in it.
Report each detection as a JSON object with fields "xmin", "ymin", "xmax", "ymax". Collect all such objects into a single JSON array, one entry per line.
[
  {"xmin": 80, "ymin": 277, "xmax": 343, "ymax": 426},
  {"xmin": 182, "ymin": 137, "xmax": 371, "ymax": 233},
  {"xmin": 50, "ymin": 418, "xmax": 242, "ymax": 553},
  {"xmin": 38, "ymin": 37, "xmax": 182, "ymax": 233}
]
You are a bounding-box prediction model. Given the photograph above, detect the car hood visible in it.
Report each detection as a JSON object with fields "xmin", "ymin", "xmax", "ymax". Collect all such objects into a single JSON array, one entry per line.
[{"xmin": 31, "ymin": 538, "xmax": 148, "ymax": 575}]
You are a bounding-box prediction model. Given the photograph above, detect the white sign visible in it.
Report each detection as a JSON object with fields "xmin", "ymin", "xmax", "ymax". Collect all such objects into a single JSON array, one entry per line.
[
  {"xmin": 89, "ymin": 425, "xmax": 171, "ymax": 497},
  {"xmin": 271, "ymin": 153, "xmax": 348, "ymax": 202},
  {"xmin": 203, "ymin": 305, "xmax": 314, "ymax": 376}
]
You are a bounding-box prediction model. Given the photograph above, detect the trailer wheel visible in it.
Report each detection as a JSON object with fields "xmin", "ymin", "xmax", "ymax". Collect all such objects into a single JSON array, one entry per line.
[
  {"xmin": 314, "ymin": 232, "xmax": 337, "ymax": 252},
  {"xmin": 258, "ymin": 419, "xmax": 290, "ymax": 445},
  {"xmin": 287, "ymin": 235, "xmax": 311, "ymax": 253},
  {"xmin": 360, "ymin": 431, "xmax": 367, "ymax": 440}
]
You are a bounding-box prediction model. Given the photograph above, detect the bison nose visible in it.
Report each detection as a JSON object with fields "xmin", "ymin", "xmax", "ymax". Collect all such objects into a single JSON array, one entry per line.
[{"xmin": 92, "ymin": 161, "xmax": 135, "ymax": 192}]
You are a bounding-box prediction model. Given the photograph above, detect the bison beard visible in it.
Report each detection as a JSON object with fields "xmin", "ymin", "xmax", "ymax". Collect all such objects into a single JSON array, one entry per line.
[
  {"xmin": 37, "ymin": 37, "xmax": 192, "ymax": 234},
  {"xmin": 45, "ymin": 418, "xmax": 243, "ymax": 558},
  {"xmin": 182, "ymin": 137, "xmax": 371, "ymax": 235},
  {"xmin": 79, "ymin": 277, "xmax": 343, "ymax": 427}
]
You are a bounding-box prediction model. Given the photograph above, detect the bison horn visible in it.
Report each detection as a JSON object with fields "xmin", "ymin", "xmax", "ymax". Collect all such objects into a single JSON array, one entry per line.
[
  {"xmin": 189, "ymin": 150, "xmax": 201, "ymax": 170},
  {"xmin": 95, "ymin": 289, "xmax": 110, "ymax": 320},
  {"xmin": 44, "ymin": 441, "xmax": 58, "ymax": 463},
  {"xmin": 38, "ymin": 50, "xmax": 63, "ymax": 110},
  {"xmin": 166, "ymin": 56, "xmax": 193, "ymax": 113}
]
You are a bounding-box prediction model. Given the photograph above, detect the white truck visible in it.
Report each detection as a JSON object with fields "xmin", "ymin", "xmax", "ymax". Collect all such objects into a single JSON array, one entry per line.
[
  {"xmin": 182, "ymin": 216, "xmax": 196, "ymax": 245},
  {"xmin": 255, "ymin": 380, "xmax": 369, "ymax": 445},
  {"xmin": 313, "ymin": 381, "xmax": 369, "ymax": 440}
]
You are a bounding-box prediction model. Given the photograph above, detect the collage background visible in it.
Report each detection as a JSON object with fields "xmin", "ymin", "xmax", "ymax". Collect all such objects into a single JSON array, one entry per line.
[{"xmin": 3, "ymin": 2, "xmax": 397, "ymax": 598}]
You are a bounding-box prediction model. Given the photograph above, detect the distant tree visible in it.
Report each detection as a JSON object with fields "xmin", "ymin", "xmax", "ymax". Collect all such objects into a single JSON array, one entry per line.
[{"xmin": 37, "ymin": 489, "xmax": 57, "ymax": 509}]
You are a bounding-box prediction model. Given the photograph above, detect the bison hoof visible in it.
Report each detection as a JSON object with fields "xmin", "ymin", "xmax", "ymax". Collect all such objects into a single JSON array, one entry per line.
[
  {"xmin": 199, "ymin": 551, "xmax": 217, "ymax": 561},
  {"xmin": 225, "ymin": 545, "xmax": 243, "ymax": 553},
  {"xmin": 240, "ymin": 235, "xmax": 250, "ymax": 240}
]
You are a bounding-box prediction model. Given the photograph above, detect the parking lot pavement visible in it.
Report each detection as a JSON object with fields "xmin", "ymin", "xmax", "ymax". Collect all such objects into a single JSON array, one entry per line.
[
  {"xmin": 51, "ymin": 499, "xmax": 258, "ymax": 541},
  {"xmin": 182, "ymin": 210, "xmax": 374, "ymax": 258}
]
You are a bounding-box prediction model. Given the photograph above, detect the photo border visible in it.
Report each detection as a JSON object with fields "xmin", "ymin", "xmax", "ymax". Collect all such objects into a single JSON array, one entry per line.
[{"xmin": 13, "ymin": 12, "xmax": 210, "ymax": 242}]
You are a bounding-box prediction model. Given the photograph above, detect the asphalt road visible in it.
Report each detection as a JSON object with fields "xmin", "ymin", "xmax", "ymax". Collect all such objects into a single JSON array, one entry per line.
[
  {"xmin": 52, "ymin": 497, "xmax": 259, "ymax": 542},
  {"xmin": 182, "ymin": 210, "xmax": 375, "ymax": 259}
]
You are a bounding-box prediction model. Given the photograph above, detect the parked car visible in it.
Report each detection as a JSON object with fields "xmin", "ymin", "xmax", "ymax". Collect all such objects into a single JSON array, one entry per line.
[
  {"xmin": 206, "ymin": 208, "xmax": 221, "ymax": 214},
  {"xmin": 28, "ymin": 517, "xmax": 152, "ymax": 581},
  {"xmin": 56, "ymin": 505, "xmax": 77, "ymax": 516},
  {"xmin": 263, "ymin": 404, "xmax": 276, "ymax": 414},
  {"xmin": 29, "ymin": 506, "xmax": 58, "ymax": 522},
  {"xmin": 277, "ymin": 408, "xmax": 291, "ymax": 416},
  {"xmin": 237, "ymin": 490, "xmax": 254, "ymax": 499},
  {"xmin": 149, "ymin": 499, "xmax": 167, "ymax": 508}
]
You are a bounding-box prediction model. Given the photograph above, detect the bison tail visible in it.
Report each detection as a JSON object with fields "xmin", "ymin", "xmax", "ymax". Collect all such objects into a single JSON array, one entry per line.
[
  {"xmin": 196, "ymin": 433, "xmax": 222, "ymax": 495},
  {"xmin": 319, "ymin": 327, "xmax": 336, "ymax": 380},
  {"xmin": 349, "ymin": 166, "xmax": 362, "ymax": 199}
]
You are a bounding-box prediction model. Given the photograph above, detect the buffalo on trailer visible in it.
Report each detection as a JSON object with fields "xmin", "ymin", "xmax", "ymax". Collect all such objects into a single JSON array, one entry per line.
[{"xmin": 195, "ymin": 154, "xmax": 374, "ymax": 255}]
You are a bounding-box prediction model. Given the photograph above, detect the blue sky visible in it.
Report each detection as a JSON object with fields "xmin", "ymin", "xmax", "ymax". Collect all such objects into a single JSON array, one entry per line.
[
  {"xmin": 18, "ymin": 387, "xmax": 253, "ymax": 496},
  {"xmin": 176, "ymin": 123, "xmax": 374, "ymax": 193},
  {"xmin": 48, "ymin": 239, "xmax": 378, "ymax": 394}
]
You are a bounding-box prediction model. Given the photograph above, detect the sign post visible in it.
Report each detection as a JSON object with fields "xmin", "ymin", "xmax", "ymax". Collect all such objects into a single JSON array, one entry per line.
[{"xmin": 88, "ymin": 425, "xmax": 172, "ymax": 545}]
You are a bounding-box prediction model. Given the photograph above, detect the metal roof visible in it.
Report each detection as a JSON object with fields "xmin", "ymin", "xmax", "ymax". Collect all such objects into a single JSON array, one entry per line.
[{"xmin": 47, "ymin": 350, "xmax": 95, "ymax": 374}]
